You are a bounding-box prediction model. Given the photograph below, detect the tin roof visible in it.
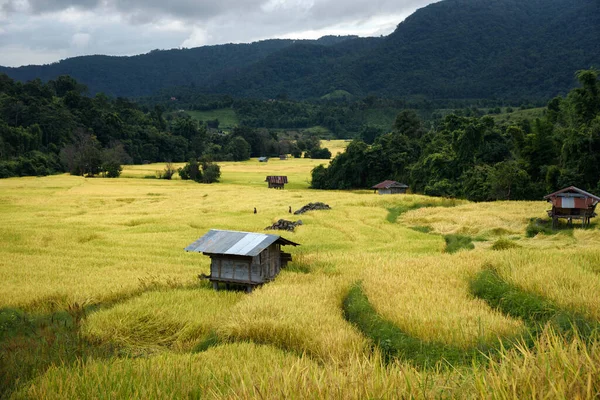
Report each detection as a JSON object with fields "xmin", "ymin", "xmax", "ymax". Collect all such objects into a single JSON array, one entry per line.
[
  {"xmin": 544, "ymin": 186, "xmax": 600, "ymax": 202},
  {"xmin": 371, "ymin": 180, "xmax": 409, "ymax": 189},
  {"xmin": 265, "ymin": 176, "xmax": 288, "ymax": 184},
  {"xmin": 185, "ymin": 229, "xmax": 299, "ymax": 257}
]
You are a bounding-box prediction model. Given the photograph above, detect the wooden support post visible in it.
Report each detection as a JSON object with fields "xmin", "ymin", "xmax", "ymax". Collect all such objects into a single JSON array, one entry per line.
[
  {"xmin": 246, "ymin": 285, "xmax": 253, "ymax": 294},
  {"xmin": 212, "ymin": 282, "xmax": 219, "ymax": 291}
]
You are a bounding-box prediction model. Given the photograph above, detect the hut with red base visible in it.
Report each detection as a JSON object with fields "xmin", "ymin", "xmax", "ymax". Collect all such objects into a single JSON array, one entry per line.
[{"xmin": 544, "ymin": 186, "xmax": 600, "ymax": 228}]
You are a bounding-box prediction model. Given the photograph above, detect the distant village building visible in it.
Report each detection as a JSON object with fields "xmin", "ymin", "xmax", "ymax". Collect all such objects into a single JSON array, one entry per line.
[
  {"xmin": 544, "ymin": 186, "xmax": 599, "ymax": 228},
  {"xmin": 279, "ymin": 154, "xmax": 288, "ymax": 160},
  {"xmin": 185, "ymin": 229, "xmax": 299, "ymax": 292},
  {"xmin": 266, "ymin": 176, "xmax": 288, "ymax": 189},
  {"xmin": 258, "ymin": 157, "xmax": 269, "ymax": 163},
  {"xmin": 371, "ymin": 180, "xmax": 409, "ymax": 195}
]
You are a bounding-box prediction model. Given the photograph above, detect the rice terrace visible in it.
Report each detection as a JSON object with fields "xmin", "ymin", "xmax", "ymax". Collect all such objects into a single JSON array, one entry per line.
[
  {"xmin": 1, "ymin": 152, "xmax": 600, "ymax": 399},
  {"xmin": 1, "ymin": 0, "xmax": 600, "ymax": 397}
]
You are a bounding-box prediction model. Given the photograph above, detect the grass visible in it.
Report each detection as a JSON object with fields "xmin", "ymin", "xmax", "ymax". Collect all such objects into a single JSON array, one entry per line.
[
  {"xmin": 186, "ymin": 109, "xmax": 239, "ymax": 130},
  {"xmin": 443, "ymin": 234, "xmax": 475, "ymax": 253},
  {"xmin": 490, "ymin": 107, "xmax": 546, "ymax": 125},
  {"xmin": 470, "ymin": 267, "xmax": 600, "ymax": 340},
  {"xmin": 2, "ymin": 163, "xmax": 600, "ymax": 398},
  {"xmin": 386, "ymin": 197, "xmax": 462, "ymax": 223},
  {"xmin": 343, "ymin": 283, "xmax": 509, "ymax": 367},
  {"xmin": 490, "ymin": 237, "xmax": 521, "ymax": 250}
]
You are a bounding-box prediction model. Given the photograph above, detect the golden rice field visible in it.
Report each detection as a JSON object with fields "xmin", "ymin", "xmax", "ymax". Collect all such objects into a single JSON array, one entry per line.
[{"xmin": 2, "ymin": 153, "xmax": 600, "ymax": 399}]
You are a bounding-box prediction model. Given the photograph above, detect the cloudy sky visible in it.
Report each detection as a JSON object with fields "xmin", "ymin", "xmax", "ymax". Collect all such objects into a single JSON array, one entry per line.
[{"xmin": 0, "ymin": 0, "xmax": 437, "ymax": 67}]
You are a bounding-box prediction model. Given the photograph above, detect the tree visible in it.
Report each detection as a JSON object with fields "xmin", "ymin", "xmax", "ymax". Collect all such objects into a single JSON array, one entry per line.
[
  {"xmin": 226, "ymin": 136, "xmax": 251, "ymax": 161},
  {"xmin": 201, "ymin": 161, "xmax": 221, "ymax": 183},
  {"xmin": 59, "ymin": 129, "xmax": 103, "ymax": 176},
  {"xmin": 179, "ymin": 159, "xmax": 202, "ymax": 182}
]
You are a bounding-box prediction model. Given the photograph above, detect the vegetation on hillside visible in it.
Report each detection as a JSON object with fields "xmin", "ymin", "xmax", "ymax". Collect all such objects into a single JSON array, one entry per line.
[
  {"xmin": 0, "ymin": 75, "xmax": 330, "ymax": 178},
  {"xmin": 1, "ymin": 0, "xmax": 597, "ymax": 102},
  {"xmin": 312, "ymin": 70, "xmax": 600, "ymax": 200}
]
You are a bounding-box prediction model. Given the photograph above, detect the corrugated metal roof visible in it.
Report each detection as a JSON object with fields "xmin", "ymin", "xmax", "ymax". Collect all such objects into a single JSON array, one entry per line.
[
  {"xmin": 371, "ymin": 180, "xmax": 409, "ymax": 189},
  {"xmin": 544, "ymin": 186, "xmax": 600, "ymax": 203},
  {"xmin": 185, "ymin": 229, "xmax": 299, "ymax": 257},
  {"xmin": 265, "ymin": 176, "xmax": 288, "ymax": 184}
]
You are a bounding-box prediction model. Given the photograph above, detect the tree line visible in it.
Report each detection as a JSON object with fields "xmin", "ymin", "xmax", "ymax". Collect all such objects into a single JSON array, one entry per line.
[
  {"xmin": 0, "ymin": 74, "xmax": 330, "ymax": 179},
  {"xmin": 311, "ymin": 70, "xmax": 600, "ymax": 200}
]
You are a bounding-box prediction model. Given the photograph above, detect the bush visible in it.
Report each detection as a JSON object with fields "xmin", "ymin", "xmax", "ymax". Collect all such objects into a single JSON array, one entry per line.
[
  {"xmin": 201, "ymin": 162, "xmax": 221, "ymax": 183},
  {"xmin": 101, "ymin": 161, "xmax": 122, "ymax": 178},
  {"xmin": 178, "ymin": 159, "xmax": 201, "ymax": 182},
  {"xmin": 308, "ymin": 148, "xmax": 332, "ymax": 159},
  {"xmin": 178, "ymin": 159, "xmax": 220, "ymax": 183},
  {"xmin": 156, "ymin": 162, "xmax": 176, "ymax": 180}
]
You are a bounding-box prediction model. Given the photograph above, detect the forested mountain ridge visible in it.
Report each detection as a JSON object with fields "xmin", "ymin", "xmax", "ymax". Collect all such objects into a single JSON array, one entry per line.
[
  {"xmin": 1, "ymin": 0, "xmax": 599, "ymax": 101},
  {"xmin": 0, "ymin": 36, "xmax": 360, "ymax": 98}
]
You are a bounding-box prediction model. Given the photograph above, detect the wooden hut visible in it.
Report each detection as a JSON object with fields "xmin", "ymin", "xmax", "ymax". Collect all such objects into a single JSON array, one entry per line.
[
  {"xmin": 371, "ymin": 180, "xmax": 409, "ymax": 195},
  {"xmin": 266, "ymin": 176, "xmax": 288, "ymax": 189},
  {"xmin": 544, "ymin": 186, "xmax": 600, "ymax": 228},
  {"xmin": 185, "ymin": 229, "xmax": 299, "ymax": 292},
  {"xmin": 279, "ymin": 154, "xmax": 287, "ymax": 160},
  {"xmin": 258, "ymin": 157, "xmax": 269, "ymax": 163}
]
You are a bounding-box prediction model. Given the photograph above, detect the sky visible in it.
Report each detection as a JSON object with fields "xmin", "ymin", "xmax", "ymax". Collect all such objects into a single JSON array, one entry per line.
[{"xmin": 0, "ymin": 0, "xmax": 438, "ymax": 68}]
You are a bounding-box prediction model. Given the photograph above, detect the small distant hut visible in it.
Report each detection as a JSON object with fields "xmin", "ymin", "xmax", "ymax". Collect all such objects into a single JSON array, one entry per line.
[
  {"xmin": 371, "ymin": 180, "xmax": 409, "ymax": 195},
  {"xmin": 258, "ymin": 157, "xmax": 269, "ymax": 163},
  {"xmin": 279, "ymin": 154, "xmax": 287, "ymax": 160},
  {"xmin": 544, "ymin": 186, "xmax": 600, "ymax": 228},
  {"xmin": 266, "ymin": 176, "xmax": 288, "ymax": 189},
  {"xmin": 185, "ymin": 229, "xmax": 299, "ymax": 292}
]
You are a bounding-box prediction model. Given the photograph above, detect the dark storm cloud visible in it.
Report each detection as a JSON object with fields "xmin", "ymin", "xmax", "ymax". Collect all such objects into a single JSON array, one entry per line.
[{"xmin": 0, "ymin": 0, "xmax": 438, "ymax": 67}]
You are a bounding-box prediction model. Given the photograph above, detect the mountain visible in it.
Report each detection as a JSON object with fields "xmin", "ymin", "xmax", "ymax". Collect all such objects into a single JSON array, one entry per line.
[
  {"xmin": 0, "ymin": 36, "xmax": 359, "ymax": 98},
  {"xmin": 1, "ymin": 0, "xmax": 599, "ymax": 101}
]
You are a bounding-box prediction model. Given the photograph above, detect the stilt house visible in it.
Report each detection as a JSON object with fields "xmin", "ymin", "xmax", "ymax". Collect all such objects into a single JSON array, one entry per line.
[
  {"xmin": 185, "ymin": 229, "xmax": 299, "ymax": 292},
  {"xmin": 544, "ymin": 186, "xmax": 600, "ymax": 228},
  {"xmin": 266, "ymin": 176, "xmax": 288, "ymax": 189},
  {"xmin": 371, "ymin": 180, "xmax": 409, "ymax": 195}
]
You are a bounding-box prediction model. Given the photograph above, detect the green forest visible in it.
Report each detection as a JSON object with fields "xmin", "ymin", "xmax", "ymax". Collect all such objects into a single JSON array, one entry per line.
[
  {"xmin": 1, "ymin": 0, "xmax": 597, "ymax": 102},
  {"xmin": 311, "ymin": 70, "xmax": 600, "ymax": 201},
  {"xmin": 0, "ymin": 74, "xmax": 330, "ymax": 179}
]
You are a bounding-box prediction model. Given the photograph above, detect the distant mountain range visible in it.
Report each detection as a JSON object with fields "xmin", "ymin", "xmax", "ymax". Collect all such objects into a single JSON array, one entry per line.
[{"xmin": 1, "ymin": 0, "xmax": 599, "ymax": 102}]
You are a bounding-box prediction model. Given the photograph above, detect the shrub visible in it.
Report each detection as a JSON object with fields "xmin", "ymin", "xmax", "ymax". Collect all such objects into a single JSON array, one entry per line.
[
  {"xmin": 156, "ymin": 162, "xmax": 176, "ymax": 180},
  {"xmin": 179, "ymin": 159, "xmax": 201, "ymax": 182},
  {"xmin": 201, "ymin": 162, "xmax": 221, "ymax": 183},
  {"xmin": 100, "ymin": 161, "xmax": 122, "ymax": 178},
  {"xmin": 178, "ymin": 159, "xmax": 220, "ymax": 184}
]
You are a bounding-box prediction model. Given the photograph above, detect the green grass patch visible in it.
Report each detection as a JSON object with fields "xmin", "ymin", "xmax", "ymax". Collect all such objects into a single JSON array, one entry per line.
[
  {"xmin": 342, "ymin": 283, "xmax": 502, "ymax": 368},
  {"xmin": 410, "ymin": 225, "xmax": 433, "ymax": 234},
  {"xmin": 443, "ymin": 234, "xmax": 474, "ymax": 253},
  {"xmin": 491, "ymin": 107, "xmax": 546, "ymax": 125},
  {"xmin": 470, "ymin": 268, "xmax": 600, "ymax": 341},
  {"xmin": 186, "ymin": 109, "xmax": 239, "ymax": 129},
  {"xmin": 320, "ymin": 90, "xmax": 353, "ymax": 100},
  {"xmin": 490, "ymin": 238, "xmax": 521, "ymax": 251},
  {"xmin": 386, "ymin": 198, "xmax": 459, "ymax": 223},
  {"xmin": 0, "ymin": 307, "xmax": 112, "ymax": 398},
  {"xmin": 525, "ymin": 218, "xmax": 575, "ymax": 237}
]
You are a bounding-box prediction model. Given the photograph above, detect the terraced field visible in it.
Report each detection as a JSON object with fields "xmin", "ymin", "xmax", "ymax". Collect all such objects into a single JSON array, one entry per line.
[{"xmin": 1, "ymin": 156, "xmax": 599, "ymax": 399}]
